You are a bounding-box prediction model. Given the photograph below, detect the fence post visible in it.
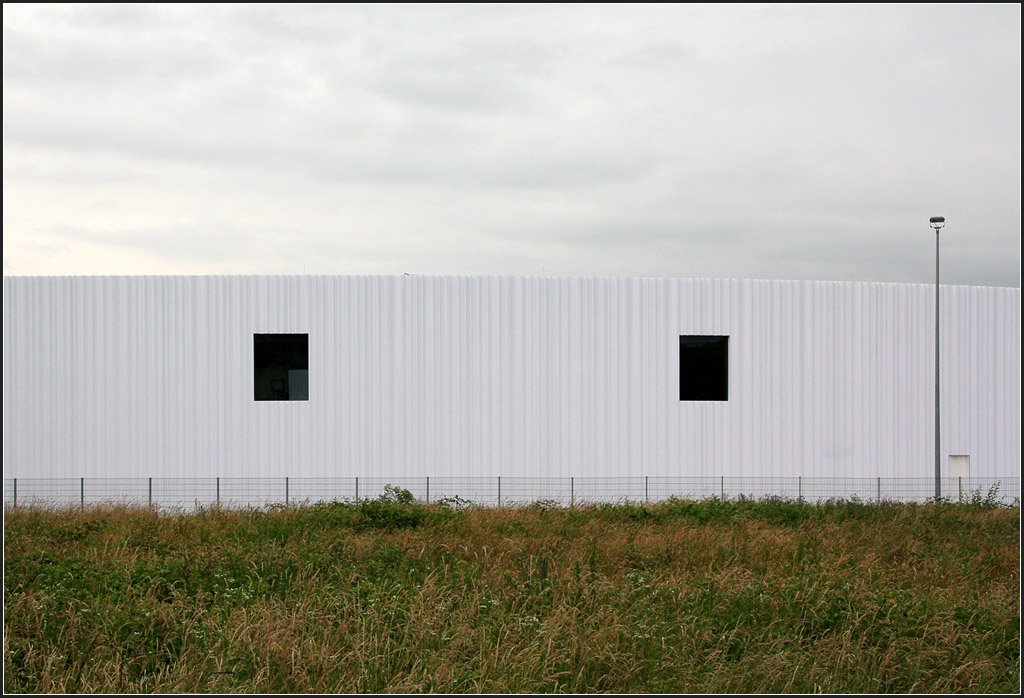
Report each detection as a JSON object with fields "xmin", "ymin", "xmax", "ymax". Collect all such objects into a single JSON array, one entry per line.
[
  {"xmin": 721, "ymin": 475, "xmax": 725, "ymax": 500},
  {"xmin": 498, "ymin": 476, "xmax": 502, "ymax": 507},
  {"xmin": 355, "ymin": 476, "xmax": 359, "ymax": 502},
  {"xmin": 645, "ymin": 475, "xmax": 648, "ymax": 505},
  {"xmin": 426, "ymin": 476, "xmax": 430, "ymax": 505},
  {"xmin": 798, "ymin": 476, "xmax": 802, "ymax": 502},
  {"xmin": 958, "ymin": 476, "xmax": 962, "ymax": 503},
  {"xmin": 570, "ymin": 477, "xmax": 575, "ymax": 508},
  {"xmin": 148, "ymin": 477, "xmax": 152, "ymax": 507},
  {"xmin": 285, "ymin": 477, "xmax": 289, "ymax": 506},
  {"xmin": 13, "ymin": 478, "xmax": 16, "ymax": 508},
  {"xmin": 80, "ymin": 477, "xmax": 84, "ymax": 511},
  {"xmin": 216, "ymin": 477, "xmax": 220, "ymax": 506},
  {"xmin": 877, "ymin": 476, "xmax": 881, "ymax": 504}
]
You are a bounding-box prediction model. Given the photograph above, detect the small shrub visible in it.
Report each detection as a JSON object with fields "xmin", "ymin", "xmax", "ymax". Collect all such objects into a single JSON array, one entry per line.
[
  {"xmin": 381, "ymin": 484, "xmax": 415, "ymax": 505},
  {"xmin": 355, "ymin": 486, "xmax": 428, "ymax": 530},
  {"xmin": 436, "ymin": 495, "xmax": 474, "ymax": 510},
  {"xmin": 968, "ymin": 482, "xmax": 1006, "ymax": 509},
  {"xmin": 530, "ymin": 499, "xmax": 562, "ymax": 512}
]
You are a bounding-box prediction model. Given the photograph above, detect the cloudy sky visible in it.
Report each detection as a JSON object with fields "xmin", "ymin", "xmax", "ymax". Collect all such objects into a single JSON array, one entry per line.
[{"xmin": 3, "ymin": 4, "xmax": 1020, "ymax": 286}]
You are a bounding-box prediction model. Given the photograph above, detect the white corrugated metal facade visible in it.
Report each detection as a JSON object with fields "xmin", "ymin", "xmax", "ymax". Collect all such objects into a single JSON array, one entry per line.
[{"xmin": 2, "ymin": 275, "xmax": 1019, "ymax": 480}]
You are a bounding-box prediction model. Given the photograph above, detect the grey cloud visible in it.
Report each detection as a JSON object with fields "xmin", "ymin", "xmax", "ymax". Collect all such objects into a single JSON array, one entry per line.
[
  {"xmin": 43, "ymin": 223, "xmax": 262, "ymax": 264},
  {"xmin": 2, "ymin": 5, "xmax": 1019, "ymax": 286},
  {"xmin": 362, "ymin": 66, "xmax": 538, "ymax": 115},
  {"xmin": 610, "ymin": 41, "xmax": 690, "ymax": 69}
]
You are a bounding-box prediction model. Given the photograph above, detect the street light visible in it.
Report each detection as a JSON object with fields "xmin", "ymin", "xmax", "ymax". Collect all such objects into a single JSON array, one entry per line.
[{"xmin": 929, "ymin": 216, "xmax": 945, "ymax": 500}]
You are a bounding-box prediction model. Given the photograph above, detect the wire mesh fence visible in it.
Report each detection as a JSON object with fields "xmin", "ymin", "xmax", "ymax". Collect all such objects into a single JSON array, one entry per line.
[{"xmin": 2, "ymin": 476, "xmax": 1018, "ymax": 511}]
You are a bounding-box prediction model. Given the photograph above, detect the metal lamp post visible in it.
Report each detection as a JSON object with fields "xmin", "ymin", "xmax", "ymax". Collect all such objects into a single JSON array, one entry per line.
[{"xmin": 929, "ymin": 216, "xmax": 945, "ymax": 500}]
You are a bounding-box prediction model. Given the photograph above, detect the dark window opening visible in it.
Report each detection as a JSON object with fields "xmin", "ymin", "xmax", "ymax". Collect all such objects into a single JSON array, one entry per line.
[
  {"xmin": 254, "ymin": 334, "xmax": 308, "ymax": 401},
  {"xmin": 679, "ymin": 335, "xmax": 728, "ymax": 401}
]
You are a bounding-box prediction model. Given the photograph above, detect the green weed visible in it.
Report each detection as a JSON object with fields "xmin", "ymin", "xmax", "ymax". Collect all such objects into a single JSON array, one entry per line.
[{"xmin": 4, "ymin": 498, "xmax": 1019, "ymax": 693}]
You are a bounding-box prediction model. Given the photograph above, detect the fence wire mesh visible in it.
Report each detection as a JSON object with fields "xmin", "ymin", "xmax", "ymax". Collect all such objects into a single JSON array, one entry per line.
[{"xmin": 3, "ymin": 476, "xmax": 1018, "ymax": 510}]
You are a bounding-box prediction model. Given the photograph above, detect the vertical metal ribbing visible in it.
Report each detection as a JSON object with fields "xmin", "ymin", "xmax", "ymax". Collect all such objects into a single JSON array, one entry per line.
[{"xmin": 3, "ymin": 277, "xmax": 1018, "ymax": 491}]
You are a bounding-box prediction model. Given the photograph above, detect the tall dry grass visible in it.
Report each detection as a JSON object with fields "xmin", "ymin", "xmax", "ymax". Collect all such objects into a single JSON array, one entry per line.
[{"xmin": 4, "ymin": 495, "xmax": 1019, "ymax": 693}]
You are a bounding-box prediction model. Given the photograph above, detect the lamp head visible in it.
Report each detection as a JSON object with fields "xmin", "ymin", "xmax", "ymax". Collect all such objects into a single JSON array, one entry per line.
[{"xmin": 930, "ymin": 216, "xmax": 945, "ymax": 230}]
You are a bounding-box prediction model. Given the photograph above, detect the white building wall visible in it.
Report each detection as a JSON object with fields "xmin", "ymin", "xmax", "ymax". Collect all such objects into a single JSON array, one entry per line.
[{"xmin": 3, "ymin": 275, "xmax": 1019, "ymax": 480}]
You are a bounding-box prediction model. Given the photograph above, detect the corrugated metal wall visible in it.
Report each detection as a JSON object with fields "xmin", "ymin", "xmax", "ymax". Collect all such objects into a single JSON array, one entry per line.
[{"xmin": 3, "ymin": 276, "xmax": 1019, "ymax": 479}]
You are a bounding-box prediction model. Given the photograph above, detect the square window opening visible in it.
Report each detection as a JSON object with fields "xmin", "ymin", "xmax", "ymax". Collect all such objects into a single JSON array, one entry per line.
[
  {"xmin": 254, "ymin": 334, "xmax": 308, "ymax": 401},
  {"xmin": 680, "ymin": 335, "xmax": 728, "ymax": 401}
]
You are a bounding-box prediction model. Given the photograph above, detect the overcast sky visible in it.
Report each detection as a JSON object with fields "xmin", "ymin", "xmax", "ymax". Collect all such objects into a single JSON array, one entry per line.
[{"xmin": 3, "ymin": 4, "xmax": 1020, "ymax": 286}]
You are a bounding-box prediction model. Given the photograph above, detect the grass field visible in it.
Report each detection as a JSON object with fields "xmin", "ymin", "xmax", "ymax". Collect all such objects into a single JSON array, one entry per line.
[{"xmin": 3, "ymin": 492, "xmax": 1020, "ymax": 693}]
